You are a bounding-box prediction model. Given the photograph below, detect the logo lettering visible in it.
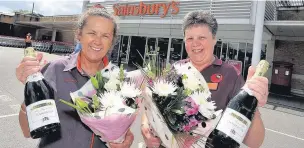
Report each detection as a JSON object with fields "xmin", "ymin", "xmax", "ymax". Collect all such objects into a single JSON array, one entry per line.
[{"xmin": 113, "ymin": 1, "xmax": 179, "ymax": 18}]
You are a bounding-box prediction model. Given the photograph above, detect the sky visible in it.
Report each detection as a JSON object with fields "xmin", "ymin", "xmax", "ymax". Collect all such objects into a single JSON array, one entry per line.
[{"xmin": 0, "ymin": 0, "xmax": 97, "ymax": 16}]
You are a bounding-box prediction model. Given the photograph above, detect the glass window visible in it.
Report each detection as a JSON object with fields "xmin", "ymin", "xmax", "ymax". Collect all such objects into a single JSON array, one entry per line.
[
  {"xmin": 243, "ymin": 43, "xmax": 253, "ymax": 80},
  {"xmin": 238, "ymin": 43, "xmax": 247, "ymax": 76},
  {"xmin": 110, "ymin": 35, "xmax": 121, "ymax": 63},
  {"xmin": 119, "ymin": 35, "xmax": 130, "ymax": 64},
  {"xmin": 157, "ymin": 38, "xmax": 169, "ymax": 64},
  {"xmin": 170, "ymin": 38, "xmax": 183, "ymax": 64},
  {"xmin": 227, "ymin": 43, "xmax": 239, "ymax": 60},
  {"xmin": 128, "ymin": 36, "xmax": 146, "ymax": 69},
  {"xmin": 214, "ymin": 40, "xmax": 222, "ymax": 58}
]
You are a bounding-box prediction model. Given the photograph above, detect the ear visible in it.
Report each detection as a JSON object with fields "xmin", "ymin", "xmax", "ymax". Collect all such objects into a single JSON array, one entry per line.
[
  {"xmin": 212, "ymin": 36, "xmax": 217, "ymax": 46},
  {"xmin": 75, "ymin": 29, "xmax": 82, "ymax": 41}
]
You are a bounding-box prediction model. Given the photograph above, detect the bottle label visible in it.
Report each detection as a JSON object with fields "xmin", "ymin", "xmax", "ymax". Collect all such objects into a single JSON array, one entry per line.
[
  {"xmin": 26, "ymin": 99, "xmax": 60, "ymax": 132},
  {"xmin": 216, "ymin": 108, "xmax": 251, "ymax": 144},
  {"xmin": 27, "ymin": 72, "xmax": 44, "ymax": 82}
]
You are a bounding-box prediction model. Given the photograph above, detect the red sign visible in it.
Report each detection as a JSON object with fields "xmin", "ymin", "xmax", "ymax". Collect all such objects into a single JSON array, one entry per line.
[
  {"xmin": 113, "ymin": 1, "xmax": 179, "ymax": 18},
  {"xmin": 227, "ymin": 60, "xmax": 243, "ymax": 75}
]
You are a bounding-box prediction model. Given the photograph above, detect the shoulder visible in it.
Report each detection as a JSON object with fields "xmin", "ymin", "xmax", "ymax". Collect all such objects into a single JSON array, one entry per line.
[
  {"xmin": 41, "ymin": 56, "xmax": 70, "ymax": 75},
  {"xmin": 220, "ymin": 61, "xmax": 242, "ymax": 77}
]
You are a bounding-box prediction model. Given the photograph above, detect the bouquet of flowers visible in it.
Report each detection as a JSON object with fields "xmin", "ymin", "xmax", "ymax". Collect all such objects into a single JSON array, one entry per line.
[
  {"xmin": 136, "ymin": 55, "xmax": 223, "ymax": 148},
  {"xmin": 60, "ymin": 63, "xmax": 144, "ymax": 143}
]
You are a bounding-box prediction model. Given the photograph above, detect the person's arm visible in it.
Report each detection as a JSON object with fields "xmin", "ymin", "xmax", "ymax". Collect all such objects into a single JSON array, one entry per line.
[
  {"xmin": 228, "ymin": 69, "xmax": 266, "ymax": 148},
  {"xmin": 19, "ymin": 103, "xmax": 30, "ymax": 138},
  {"xmin": 243, "ymin": 109, "xmax": 265, "ymax": 148}
]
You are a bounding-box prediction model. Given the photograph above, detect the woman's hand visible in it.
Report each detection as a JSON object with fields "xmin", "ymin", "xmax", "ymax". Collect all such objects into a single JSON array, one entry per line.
[
  {"xmin": 141, "ymin": 123, "xmax": 161, "ymax": 148},
  {"xmin": 16, "ymin": 52, "xmax": 46, "ymax": 84},
  {"xmin": 245, "ymin": 66, "xmax": 269, "ymax": 107},
  {"xmin": 109, "ymin": 130, "xmax": 134, "ymax": 148}
]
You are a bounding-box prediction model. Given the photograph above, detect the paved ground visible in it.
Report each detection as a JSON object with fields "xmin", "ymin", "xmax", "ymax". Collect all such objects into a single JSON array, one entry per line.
[{"xmin": 0, "ymin": 47, "xmax": 303, "ymax": 148}]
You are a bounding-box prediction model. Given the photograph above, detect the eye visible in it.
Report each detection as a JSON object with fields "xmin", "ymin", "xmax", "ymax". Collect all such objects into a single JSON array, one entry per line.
[
  {"xmin": 103, "ymin": 34, "xmax": 111, "ymax": 39},
  {"xmin": 186, "ymin": 37, "xmax": 193, "ymax": 41},
  {"xmin": 199, "ymin": 36, "xmax": 206, "ymax": 40},
  {"xmin": 88, "ymin": 32, "xmax": 96, "ymax": 35}
]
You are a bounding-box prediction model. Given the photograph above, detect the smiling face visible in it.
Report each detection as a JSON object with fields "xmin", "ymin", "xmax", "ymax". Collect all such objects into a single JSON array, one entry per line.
[
  {"xmin": 77, "ymin": 16, "xmax": 114, "ymax": 63},
  {"xmin": 184, "ymin": 25, "xmax": 217, "ymax": 66}
]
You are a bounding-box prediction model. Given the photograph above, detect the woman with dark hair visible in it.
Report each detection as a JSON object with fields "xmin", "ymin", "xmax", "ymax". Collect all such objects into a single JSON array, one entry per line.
[{"xmin": 141, "ymin": 10, "xmax": 269, "ymax": 148}]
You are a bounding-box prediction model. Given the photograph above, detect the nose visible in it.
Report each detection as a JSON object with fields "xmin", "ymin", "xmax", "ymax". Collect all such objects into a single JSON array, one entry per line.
[
  {"xmin": 93, "ymin": 35, "xmax": 103, "ymax": 46},
  {"xmin": 192, "ymin": 38, "xmax": 201, "ymax": 47}
]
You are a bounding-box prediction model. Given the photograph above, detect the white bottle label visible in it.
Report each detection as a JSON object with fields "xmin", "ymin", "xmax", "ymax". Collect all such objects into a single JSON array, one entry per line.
[
  {"xmin": 26, "ymin": 99, "xmax": 60, "ymax": 132},
  {"xmin": 216, "ymin": 108, "xmax": 251, "ymax": 144},
  {"xmin": 27, "ymin": 72, "xmax": 44, "ymax": 82}
]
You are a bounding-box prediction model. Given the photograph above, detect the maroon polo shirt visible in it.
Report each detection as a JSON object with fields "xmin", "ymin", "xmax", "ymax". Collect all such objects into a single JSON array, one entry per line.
[
  {"xmin": 177, "ymin": 57, "xmax": 245, "ymax": 110},
  {"xmin": 201, "ymin": 58, "xmax": 245, "ymax": 110},
  {"xmin": 38, "ymin": 53, "xmax": 108, "ymax": 148}
]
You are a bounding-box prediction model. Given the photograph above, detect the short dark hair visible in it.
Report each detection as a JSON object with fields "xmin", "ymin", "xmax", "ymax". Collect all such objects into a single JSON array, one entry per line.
[{"xmin": 182, "ymin": 10, "xmax": 218, "ymax": 38}]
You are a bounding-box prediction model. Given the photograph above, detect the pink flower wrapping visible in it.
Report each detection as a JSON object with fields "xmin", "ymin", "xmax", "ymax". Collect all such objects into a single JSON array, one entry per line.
[{"xmin": 80, "ymin": 113, "xmax": 137, "ymax": 143}]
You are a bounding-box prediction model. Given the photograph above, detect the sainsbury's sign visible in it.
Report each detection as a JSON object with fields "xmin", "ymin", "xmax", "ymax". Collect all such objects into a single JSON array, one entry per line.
[{"xmin": 113, "ymin": 1, "xmax": 179, "ymax": 18}]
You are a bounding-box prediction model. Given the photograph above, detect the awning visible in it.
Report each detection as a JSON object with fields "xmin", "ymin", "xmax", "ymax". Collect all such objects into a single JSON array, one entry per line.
[
  {"xmin": 265, "ymin": 21, "xmax": 304, "ymax": 37},
  {"xmin": 15, "ymin": 21, "xmax": 76, "ymax": 31}
]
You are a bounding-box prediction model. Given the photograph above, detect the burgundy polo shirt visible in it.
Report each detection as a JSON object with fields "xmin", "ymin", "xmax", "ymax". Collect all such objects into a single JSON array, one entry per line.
[
  {"xmin": 38, "ymin": 53, "xmax": 108, "ymax": 148},
  {"xmin": 201, "ymin": 58, "xmax": 245, "ymax": 110},
  {"xmin": 177, "ymin": 57, "xmax": 245, "ymax": 110}
]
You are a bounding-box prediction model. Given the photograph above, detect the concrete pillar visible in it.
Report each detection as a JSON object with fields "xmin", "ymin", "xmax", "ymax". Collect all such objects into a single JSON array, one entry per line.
[
  {"xmin": 51, "ymin": 29, "xmax": 57, "ymax": 42},
  {"xmin": 265, "ymin": 38, "xmax": 275, "ymax": 87},
  {"xmin": 35, "ymin": 29, "xmax": 39, "ymax": 40},
  {"xmin": 251, "ymin": 0, "xmax": 266, "ymax": 66},
  {"xmin": 82, "ymin": 1, "xmax": 90, "ymax": 12}
]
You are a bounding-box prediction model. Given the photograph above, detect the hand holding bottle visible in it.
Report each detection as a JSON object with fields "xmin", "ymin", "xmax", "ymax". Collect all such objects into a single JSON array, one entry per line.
[
  {"xmin": 244, "ymin": 65, "xmax": 269, "ymax": 107},
  {"xmin": 16, "ymin": 52, "xmax": 47, "ymax": 84}
]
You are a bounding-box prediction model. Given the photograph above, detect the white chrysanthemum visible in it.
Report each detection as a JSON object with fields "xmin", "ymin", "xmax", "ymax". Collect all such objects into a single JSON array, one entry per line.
[
  {"xmin": 102, "ymin": 66, "xmax": 120, "ymax": 79},
  {"xmin": 190, "ymin": 92, "xmax": 217, "ymax": 119},
  {"xmin": 120, "ymin": 82, "xmax": 142, "ymax": 98},
  {"xmin": 152, "ymin": 80, "xmax": 177, "ymax": 96},
  {"xmin": 173, "ymin": 63, "xmax": 189, "ymax": 75},
  {"xmin": 183, "ymin": 73, "xmax": 201, "ymax": 91},
  {"xmin": 104, "ymin": 77, "xmax": 120, "ymax": 91},
  {"xmin": 100, "ymin": 91, "xmax": 124, "ymax": 107}
]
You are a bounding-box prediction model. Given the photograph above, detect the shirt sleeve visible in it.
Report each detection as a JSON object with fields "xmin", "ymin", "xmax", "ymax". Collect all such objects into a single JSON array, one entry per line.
[{"xmin": 228, "ymin": 74, "xmax": 245, "ymax": 100}]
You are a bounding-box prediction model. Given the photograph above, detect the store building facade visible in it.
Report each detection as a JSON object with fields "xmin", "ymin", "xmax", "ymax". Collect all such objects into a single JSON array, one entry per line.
[
  {"xmin": 88, "ymin": 0, "xmax": 271, "ymax": 79},
  {"xmin": 12, "ymin": 0, "xmax": 304, "ymax": 96}
]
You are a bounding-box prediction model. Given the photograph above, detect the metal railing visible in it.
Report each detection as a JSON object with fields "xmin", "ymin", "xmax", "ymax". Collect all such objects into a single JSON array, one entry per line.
[{"xmin": 0, "ymin": 35, "xmax": 74, "ymax": 53}]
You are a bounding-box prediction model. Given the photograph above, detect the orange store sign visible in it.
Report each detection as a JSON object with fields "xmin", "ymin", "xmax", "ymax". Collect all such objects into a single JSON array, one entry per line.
[{"xmin": 113, "ymin": 1, "xmax": 179, "ymax": 18}]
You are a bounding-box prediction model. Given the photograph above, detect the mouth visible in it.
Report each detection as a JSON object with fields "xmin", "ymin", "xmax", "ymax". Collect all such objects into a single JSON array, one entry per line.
[
  {"xmin": 91, "ymin": 46, "xmax": 102, "ymax": 51},
  {"xmin": 192, "ymin": 49, "xmax": 202, "ymax": 53}
]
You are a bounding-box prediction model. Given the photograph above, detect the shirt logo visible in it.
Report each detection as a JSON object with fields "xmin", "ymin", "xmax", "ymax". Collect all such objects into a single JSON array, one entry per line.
[
  {"xmin": 64, "ymin": 78, "xmax": 77, "ymax": 83},
  {"xmin": 211, "ymin": 73, "xmax": 223, "ymax": 83}
]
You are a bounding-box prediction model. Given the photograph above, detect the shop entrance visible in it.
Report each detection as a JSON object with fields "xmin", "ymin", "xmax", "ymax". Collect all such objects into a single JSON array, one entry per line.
[{"xmin": 128, "ymin": 36, "xmax": 146, "ymax": 70}]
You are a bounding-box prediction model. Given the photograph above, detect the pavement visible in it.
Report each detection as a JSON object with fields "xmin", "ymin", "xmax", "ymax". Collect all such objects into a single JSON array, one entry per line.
[{"xmin": 0, "ymin": 47, "xmax": 303, "ymax": 148}]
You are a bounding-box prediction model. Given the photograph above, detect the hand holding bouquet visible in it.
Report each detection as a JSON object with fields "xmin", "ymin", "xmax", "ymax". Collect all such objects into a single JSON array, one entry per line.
[
  {"xmin": 139, "ymin": 57, "xmax": 223, "ymax": 148},
  {"xmin": 60, "ymin": 63, "xmax": 144, "ymax": 143}
]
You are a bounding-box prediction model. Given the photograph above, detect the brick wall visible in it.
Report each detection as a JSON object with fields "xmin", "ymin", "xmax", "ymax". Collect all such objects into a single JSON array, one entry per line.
[
  {"xmin": 274, "ymin": 40, "xmax": 304, "ymax": 91},
  {"xmin": 0, "ymin": 15, "xmax": 14, "ymax": 24},
  {"xmin": 278, "ymin": 10, "xmax": 304, "ymax": 21}
]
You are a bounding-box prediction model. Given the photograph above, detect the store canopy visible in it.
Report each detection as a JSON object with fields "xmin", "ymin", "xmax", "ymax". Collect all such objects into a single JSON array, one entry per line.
[
  {"xmin": 265, "ymin": 21, "xmax": 304, "ymax": 37},
  {"xmin": 15, "ymin": 21, "xmax": 77, "ymax": 31}
]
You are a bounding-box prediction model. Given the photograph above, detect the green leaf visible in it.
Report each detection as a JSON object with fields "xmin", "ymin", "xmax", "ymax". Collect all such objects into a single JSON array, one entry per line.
[
  {"xmin": 75, "ymin": 98, "xmax": 92, "ymax": 114},
  {"xmin": 91, "ymin": 77, "xmax": 99, "ymax": 89},
  {"xmin": 119, "ymin": 64, "xmax": 124, "ymax": 82},
  {"xmin": 92, "ymin": 94, "xmax": 100, "ymax": 112},
  {"xmin": 171, "ymin": 109, "xmax": 185, "ymax": 115},
  {"xmin": 182, "ymin": 74, "xmax": 188, "ymax": 80},
  {"xmin": 59, "ymin": 99, "xmax": 86, "ymax": 114},
  {"xmin": 184, "ymin": 88, "xmax": 192, "ymax": 96}
]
